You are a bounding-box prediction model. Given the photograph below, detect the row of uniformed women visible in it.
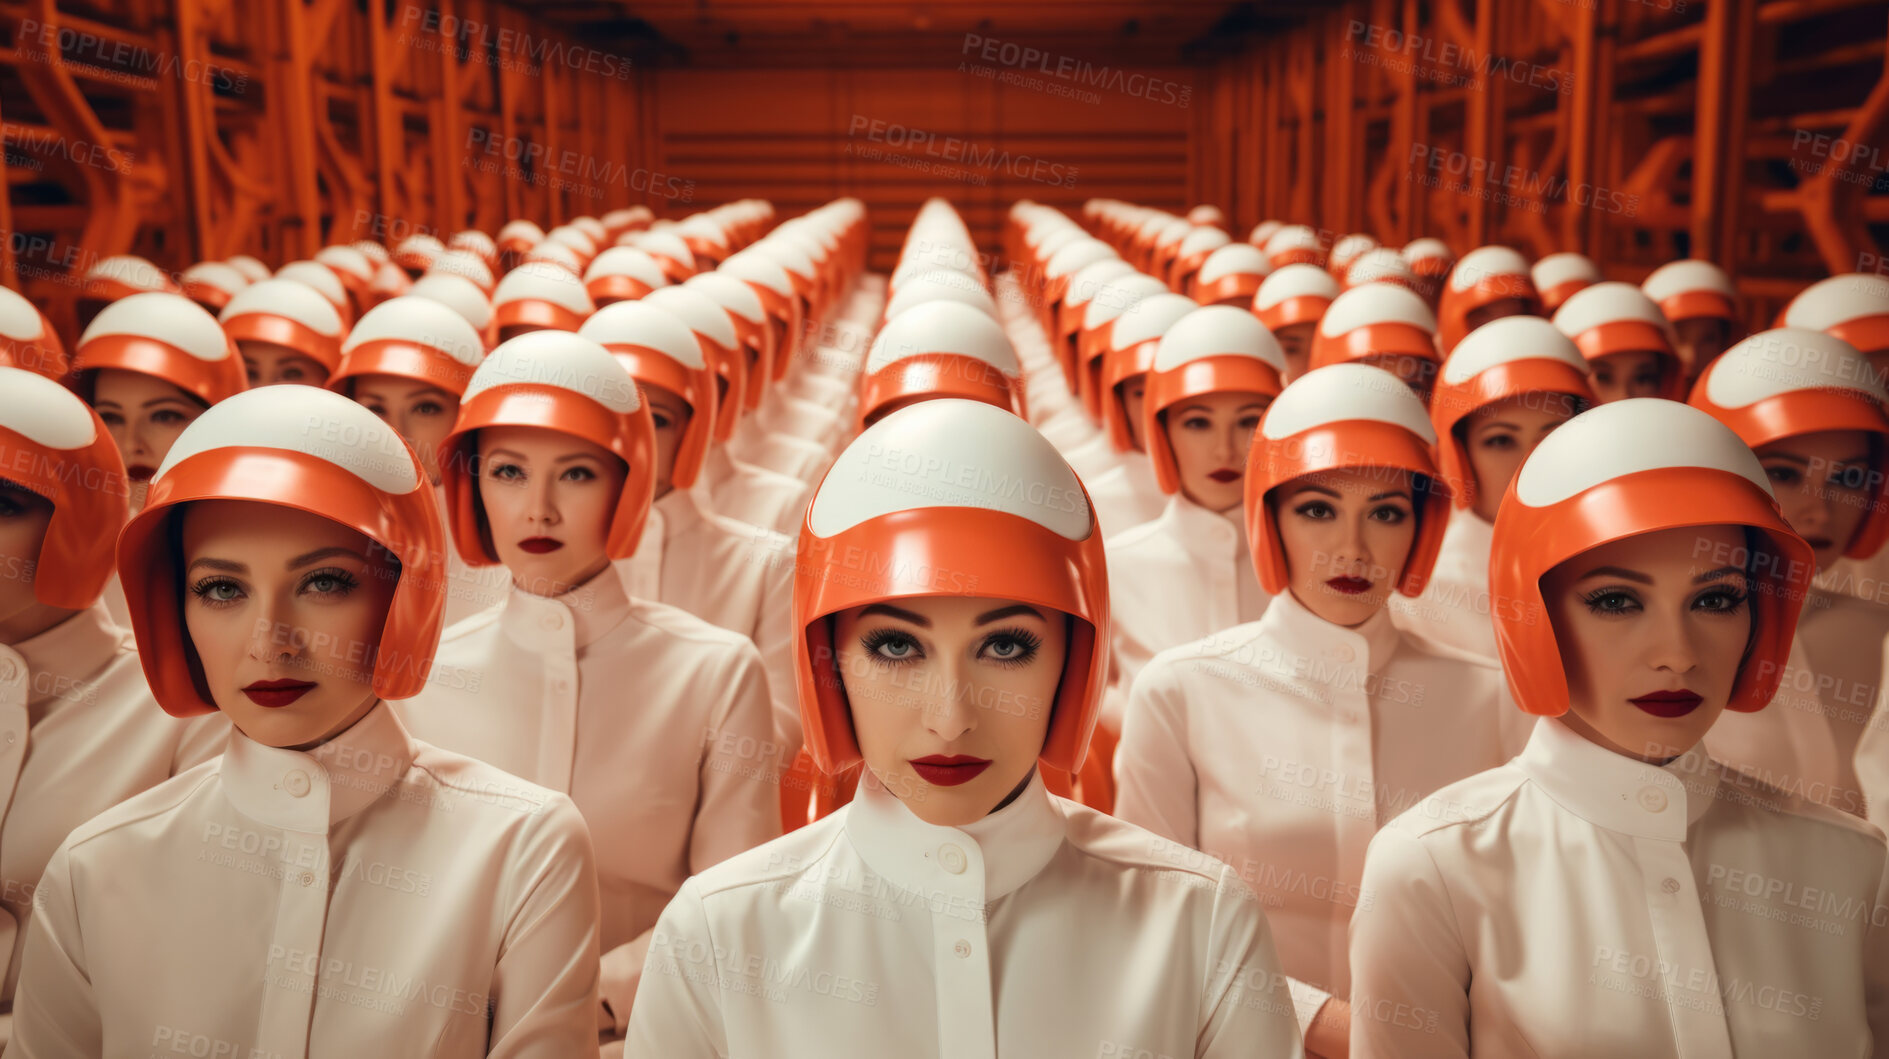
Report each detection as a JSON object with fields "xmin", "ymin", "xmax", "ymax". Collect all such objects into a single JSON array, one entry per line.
[
  {"xmin": 0, "ymin": 199, "xmax": 883, "ymax": 1053},
  {"xmin": 987, "ymin": 199, "xmax": 1889, "ymax": 1056}
]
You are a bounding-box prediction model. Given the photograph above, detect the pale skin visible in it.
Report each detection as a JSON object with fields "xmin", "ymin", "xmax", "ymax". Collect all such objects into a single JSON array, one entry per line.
[
  {"xmin": 0, "ymin": 481, "xmax": 79, "ymax": 644},
  {"xmin": 350, "ymin": 373, "xmax": 461, "ymax": 485},
  {"xmin": 179, "ymin": 500, "xmax": 398, "ymax": 750},
  {"xmin": 1541, "ymin": 524, "xmax": 1751, "ymax": 764},
  {"xmin": 1274, "ymin": 323, "xmax": 1315, "ymax": 381},
  {"xmin": 1754, "ymin": 429, "xmax": 1872, "ymax": 572},
  {"xmin": 1359, "ymin": 353, "xmax": 1438, "ymax": 405},
  {"xmin": 1674, "ymin": 316, "xmax": 1732, "ymax": 383},
  {"xmin": 1117, "ymin": 376, "xmax": 1148, "ymax": 451},
  {"xmin": 1587, "ymin": 350, "xmax": 1665, "ymax": 404},
  {"xmin": 239, "ymin": 340, "xmax": 332, "ymax": 387},
  {"xmin": 475, "ymin": 425, "xmax": 627, "ymax": 598},
  {"xmin": 1461, "ymin": 394, "xmax": 1582, "ymax": 524},
  {"xmin": 1462, "ymin": 296, "xmax": 1530, "ymax": 337},
  {"xmin": 1269, "ymin": 468, "xmax": 1419, "ymax": 629},
  {"xmin": 642, "ymin": 383, "xmax": 694, "ymax": 502},
  {"xmin": 833, "ymin": 595, "xmax": 1067, "ymax": 827},
  {"xmin": 91, "ymin": 368, "xmax": 207, "ymax": 481},
  {"xmin": 1163, "ymin": 390, "xmax": 1269, "ymax": 513}
]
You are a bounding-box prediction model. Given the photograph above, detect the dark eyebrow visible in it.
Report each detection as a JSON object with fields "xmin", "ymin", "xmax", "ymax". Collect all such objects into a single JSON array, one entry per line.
[
  {"xmin": 1287, "ymin": 483, "xmax": 1341, "ymax": 499},
  {"xmin": 1760, "ymin": 453, "xmax": 1808, "ymax": 466},
  {"xmin": 974, "ymin": 604, "xmax": 1046, "ymax": 626},
  {"xmin": 1574, "ymin": 564, "xmax": 1651, "ymax": 585},
  {"xmin": 1693, "ymin": 564, "xmax": 1745, "ymax": 585},
  {"xmin": 857, "ymin": 603, "xmax": 929, "ymax": 627},
  {"xmin": 143, "ymin": 396, "xmax": 200, "ymax": 409},
  {"xmin": 186, "ymin": 557, "xmax": 246, "ymax": 575},
  {"xmin": 1368, "ymin": 490, "xmax": 1412, "ymax": 502},
  {"xmin": 1473, "ymin": 419, "xmax": 1520, "ymax": 432},
  {"xmin": 481, "ymin": 447, "xmax": 604, "ymax": 465},
  {"xmin": 288, "ymin": 546, "xmax": 368, "ymax": 569}
]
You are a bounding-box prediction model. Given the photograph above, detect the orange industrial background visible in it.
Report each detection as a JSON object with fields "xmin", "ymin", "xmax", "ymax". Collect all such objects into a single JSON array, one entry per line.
[{"xmin": 2, "ymin": 0, "xmax": 1885, "ymax": 339}]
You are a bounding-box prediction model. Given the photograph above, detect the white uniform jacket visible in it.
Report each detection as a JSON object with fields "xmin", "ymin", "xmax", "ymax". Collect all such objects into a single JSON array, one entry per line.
[
  {"xmin": 619, "ymin": 487, "xmax": 801, "ymax": 754},
  {"xmin": 624, "ymin": 770, "xmax": 1305, "ymax": 1058},
  {"xmin": 1103, "ymin": 494, "xmax": 1270, "ymax": 730},
  {"xmin": 1084, "ymin": 457, "xmax": 1167, "ymax": 541},
  {"xmin": 1113, "ymin": 590, "xmax": 1520, "ymax": 1035},
  {"xmin": 700, "ymin": 446, "xmax": 811, "ymax": 538},
  {"xmin": 1349, "ymin": 717, "xmax": 1889, "ymax": 1058},
  {"xmin": 0, "ymin": 603, "xmax": 228, "ymax": 1009},
  {"xmin": 729, "ymin": 416, "xmax": 833, "ymax": 483},
  {"xmin": 1709, "ymin": 586, "xmax": 1888, "ymax": 818},
  {"xmin": 397, "ymin": 569, "xmax": 783, "ymax": 1034},
  {"xmin": 11, "ymin": 701, "xmax": 602, "ymax": 1057},
  {"xmin": 1388, "ymin": 508, "xmax": 1501, "ymax": 662}
]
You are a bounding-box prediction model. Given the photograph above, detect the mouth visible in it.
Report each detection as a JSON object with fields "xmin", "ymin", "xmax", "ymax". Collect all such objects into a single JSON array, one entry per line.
[
  {"xmin": 1803, "ymin": 537, "xmax": 1836, "ymax": 552},
  {"xmin": 242, "ymin": 679, "xmax": 317, "ymax": 708},
  {"xmin": 126, "ymin": 464, "xmax": 157, "ymax": 481},
  {"xmin": 1629, "ymin": 689, "xmax": 1703, "ymax": 718},
  {"xmin": 517, "ymin": 537, "xmax": 563, "ymax": 554},
  {"xmin": 1326, "ymin": 576, "xmax": 1373, "ymax": 595},
  {"xmin": 909, "ymin": 755, "xmax": 992, "ymax": 787},
  {"xmin": 1207, "ymin": 469, "xmax": 1241, "ymax": 484}
]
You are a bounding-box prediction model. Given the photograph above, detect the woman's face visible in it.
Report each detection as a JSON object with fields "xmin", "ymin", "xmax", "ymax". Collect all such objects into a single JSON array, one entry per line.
[
  {"xmin": 1588, "ymin": 351, "xmax": 1664, "ymax": 404},
  {"xmin": 476, "ymin": 425, "xmax": 626, "ymax": 597},
  {"xmin": 1164, "ymin": 390, "xmax": 1269, "ymax": 513},
  {"xmin": 1542, "ymin": 524, "xmax": 1751, "ymax": 763},
  {"xmin": 1270, "ymin": 467, "xmax": 1418, "ymax": 627},
  {"xmin": 1117, "ymin": 375, "xmax": 1148, "ymax": 451},
  {"xmin": 239, "ymin": 341, "xmax": 330, "ymax": 387},
  {"xmin": 1755, "ymin": 429, "xmax": 1873, "ymax": 572},
  {"xmin": 91, "ymin": 368, "xmax": 206, "ymax": 486},
  {"xmin": 0, "ymin": 480, "xmax": 61, "ymax": 643},
  {"xmin": 833, "ymin": 595, "xmax": 1066, "ymax": 827},
  {"xmin": 1462, "ymin": 393, "xmax": 1580, "ymax": 524},
  {"xmin": 1674, "ymin": 317, "xmax": 1732, "ymax": 380},
  {"xmin": 642, "ymin": 383, "xmax": 694, "ymax": 501},
  {"xmin": 350, "ymin": 373, "xmax": 461, "ymax": 485},
  {"xmin": 1274, "ymin": 323, "xmax": 1315, "ymax": 381},
  {"xmin": 180, "ymin": 500, "xmax": 398, "ymax": 749},
  {"xmin": 1463, "ymin": 296, "xmax": 1529, "ymax": 336},
  {"xmin": 1360, "ymin": 353, "xmax": 1438, "ymax": 405}
]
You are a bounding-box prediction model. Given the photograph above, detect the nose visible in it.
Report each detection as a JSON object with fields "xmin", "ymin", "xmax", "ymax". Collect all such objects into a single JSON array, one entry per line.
[
  {"xmin": 246, "ymin": 594, "xmax": 300, "ymax": 666},
  {"xmin": 1643, "ymin": 604, "xmax": 1703, "ymax": 677},
  {"xmin": 527, "ymin": 476, "xmax": 559, "ymax": 526},
  {"xmin": 921, "ymin": 653, "xmax": 979, "ymax": 744}
]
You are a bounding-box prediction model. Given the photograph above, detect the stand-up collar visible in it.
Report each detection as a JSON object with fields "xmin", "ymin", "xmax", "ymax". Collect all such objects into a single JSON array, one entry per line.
[
  {"xmin": 220, "ymin": 699, "xmax": 415, "ymax": 833},
  {"xmin": 1517, "ymin": 716, "xmax": 1720, "ymax": 840},
  {"xmin": 846, "ymin": 768, "xmax": 1067, "ymax": 904}
]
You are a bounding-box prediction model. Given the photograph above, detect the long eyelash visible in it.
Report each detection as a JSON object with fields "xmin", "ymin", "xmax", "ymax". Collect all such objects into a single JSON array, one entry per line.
[
  {"xmin": 303, "ymin": 567, "xmax": 360, "ymax": 595},
  {"xmin": 1701, "ymin": 589, "xmax": 1749, "ymax": 612},
  {"xmin": 985, "ymin": 627, "xmax": 1042, "ymax": 667},
  {"xmin": 189, "ymin": 576, "xmax": 242, "ymax": 607},
  {"xmin": 859, "ymin": 628, "xmax": 922, "ymax": 666}
]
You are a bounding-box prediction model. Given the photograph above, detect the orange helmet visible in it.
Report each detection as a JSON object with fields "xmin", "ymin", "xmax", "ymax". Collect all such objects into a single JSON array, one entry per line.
[
  {"xmin": 793, "ymin": 398, "xmax": 1108, "ymax": 774},
  {"xmin": 428, "ymin": 250, "xmax": 497, "ymax": 296},
  {"xmin": 1530, "ymin": 252, "xmax": 1601, "ymax": 314},
  {"xmin": 578, "ymin": 301, "xmax": 716, "ymax": 490},
  {"xmin": 1191, "ymin": 244, "xmax": 1270, "ymax": 306},
  {"xmin": 1689, "ymin": 327, "xmax": 1889, "ymax": 559},
  {"xmin": 1552, "ymin": 282, "xmax": 1685, "ymax": 400},
  {"xmin": 1145, "ymin": 305, "xmax": 1289, "ymax": 495},
  {"xmin": 1245, "ymin": 363, "xmax": 1449, "ymax": 596},
  {"xmin": 491, "ymin": 262, "xmax": 596, "ymax": 339},
  {"xmin": 0, "ymin": 367, "xmax": 129, "ymax": 607},
  {"xmin": 219, "ymin": 279, "xmax": 349, "ymax": 380},
  {"xmin": 327, "ymin": 295, "xmax": 487, "ymax": 398},
  {"xmin": 225, "ymin": 256, "xmax": 273, "ymax": 284},
  {"xmin": 409, "ymin": 274, "xmax": 495, "ymax": 347},
  {"xmin": 75, "ymin": 292, "xmax": 246, "ymax": 407},
  {"xmin": 720, "ymin": 251, "xmax": 804, "ymax": 379},
  {"xmin": 0, "ymin": 286, "xmax": 70, "ymax": 380},
  {"xmin": 1342, "ymin": 248, "xmax": 1422, "ymax": 293},
  {"xmin": 81, "ymin": 255, "xmax": 179, "ymax": 304},
  {"xmin": 685, "ymin": 272, "xmax": 773, "ymax": 415},
  {"xmin": 315, "ymin": 245, "xmax": 377, "ymax": 311},
  {"xmin": 1170, "ymin": 226, "xmax": 1232, "ymax": 294},
  {"xmin": 1263, "ymin": 225, "xmax": 1327, "ymax": 270},
  {"xmin": 1327, "ymin": 233, "xmax": 1379, "ymax": 283},
  {"xmin": 1781, "ymin": 274, "xmax": 1889, "ymax": 357},
  {"xmin": 274, "ymin": 260, "xmax": 355, "ymax": 326},
  {"xmin": 1253, "ymin": 264, "xmax": 1340, "ymax": 334},
  {"xmin": 118, "ymin": 385, "xmax": 446, "ymax": 714},
  {"xmin": 1642, "ymin": 260, "xmax": 1740, "ymax": 333},
  {"xmin": 394, "ymin": 234, "xmax": 446, "ymax": 276},
  {"xmin": 1078, "ymin": 273, "xmax": 1169, "ymax": 420},
  {"xmin": 1100, "ymin": 292, "xmax": 1200, "ymax": 452},
  {"xmin": 1490, "ymin": 398, "xmax": 1812, "ymax": 716},
  {"xmin": 1430, "ymin": 316, "xmax": 1593, "ymax": 510},
  {"xmin": 859, "ymin": 300, "xmax": 1022, "ymax": 428},
  {"xmin": 1437, "ymin": 246, "xmax": 1540, "ymax": 354},
  {"xmin": 1310, "ymin": 284, "xmax": 1440, "ymax": 378},
  {"xmin": 642, "ymin": 285, "xmax": 747, "ymax": 442},
  {"xmin": 440, "ymin": 331, "xmax": 656, "ymax": 564},
  {"xmin": 582, "ymin": 246, "xmax": 670, "ymax": 307},
  {"xmin": 178, "ymin": 262, "xmax": 251, "ymax": 314}
]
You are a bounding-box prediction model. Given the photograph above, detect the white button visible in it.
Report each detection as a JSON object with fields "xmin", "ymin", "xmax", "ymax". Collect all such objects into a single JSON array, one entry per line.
[
  {"xmin": 3, "ymin": 731, "xmax": 14, "ymax": 746},
  {"xmin": 299, "ymin": 871, "xmax": 315, "ymax": 887},
  {"xmin": 553, "ymin": 679, "xmax": 570, "ymax": 694},
  {"xmin": 540, "ymin": 613, "xmax": 564, "ymax": 631},
  {"xmin": 1661, "ymin": 877, "xmax": 1681, "ymax": 895},
  {"xmin": 283, "ymin": 770, "xmax": 312, "ymax": 798},
  {"xmin": 1328, "ymin": 644, "xmax": 1357, "ymax": 663},
  {"xmin": 0, "ymin": 660, "xmax": 16, "ymax": 681},
  {"xmin": 939, "ymin": 844, "xmax": 967, "ymax": 874},
  {"xmin": 953, "ymin": 939, "xmax": 971, "ymax": 958},
  {"xmin": 1637, "ymin": 786, "xmax": 1668, "ymax": 813}
]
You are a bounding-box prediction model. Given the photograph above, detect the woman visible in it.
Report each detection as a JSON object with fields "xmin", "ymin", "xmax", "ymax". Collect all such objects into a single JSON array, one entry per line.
[
  {"xmin": 219, "ymin": 278, "xmax": 348, "ymax": 387},
  {"xmin": 1642, "ymin": 259, "xmax": 1741, "ymax": 386},
  {"xmin": 1253, "ymin": 264, "xmax": 1340, "ymax": 382},
  {"xmin": 1691, "ymin": 328, "xmax": 1889, "ymax": 817},
  {"xmin": 625, "ymin": 398, "xmax": 1304, "ymax": 1057},
  {"xmin": 1552, "ymin": 282, "xmax": 1686, "ymax": 404},
  {"xmin": 327, "ymin": 294, "xmax": 510, "ymax": 628},
  {"xmin": 1114, "ymin": 363, "xmax": 1516, "ymax": 1059},
  {"xmin": 1436, "ymin": 246, "xmax": 1539, "ymax": 356},
  {"xmin": 1348, "ymin": 398, "xmax": 1889, "ymax": 1057},
  {"xmin": 12, "ymin": 385, "xmax": 602, "ymax": 1055},
  {"xmin": 1388, "ymin": 316, "xmax": 1593, "ymax": 660},
  {"xmin": 395, "ymin": 330, "xmax": 780, "ymax": 1041},
  {"xmin": 1104, "ymin": 305, "xmax": 1285, "ymax": 727},
  {"xmin": 1307, "ymin": 283, "xmax": 1441, "ymax": 404},
  {"xmin": 1085, "ymin": 292, "xmax": 1202, "ymax": 537}
]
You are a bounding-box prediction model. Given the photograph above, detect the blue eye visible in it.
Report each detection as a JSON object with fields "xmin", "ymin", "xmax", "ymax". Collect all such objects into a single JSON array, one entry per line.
[
  {"xmin": 190, "ymin": 577, "xmax": 245, "ymax": 607},
  {"xmin": 860, "ymin": 629, "xmax": 922, "ymax": 665},
  {"xmin": 980, "ymin": 628, "xmax": 1042, "ymax": 667}
]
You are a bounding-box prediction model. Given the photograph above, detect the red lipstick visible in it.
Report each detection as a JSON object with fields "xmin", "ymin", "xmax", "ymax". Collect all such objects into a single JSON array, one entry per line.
[
  {"xmin": 1630, "ymin": 690, "xmax": 1703, "ymax": 718},
  {"xmin": 909, "ymin": 755, "xmax": 991, "ymax": 787},
  {"xmin": 1326, "ymin": 576, "xmax": 1372, "ymax": 595},
  {"xmin": 126, "ymin": 463, "xmax": 157, "ymax": 481},
  {"xmin": 1207, "ymin": 469, "xmax": 1241, "ymax": 484},
  {"xmin": 517, "ymin": 537, "xmax": 563, "ymax": 554},
  {"xmin": 242, "ymin": 679, "xmax": 316, "ymax": 708}
]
